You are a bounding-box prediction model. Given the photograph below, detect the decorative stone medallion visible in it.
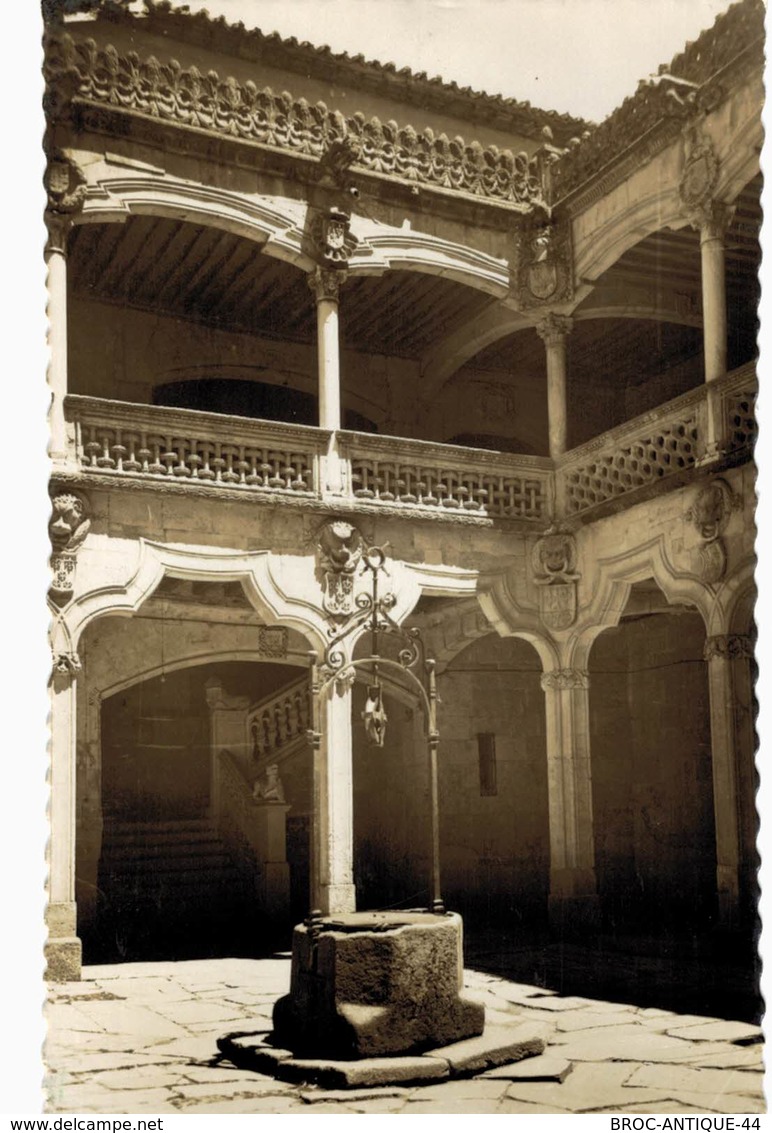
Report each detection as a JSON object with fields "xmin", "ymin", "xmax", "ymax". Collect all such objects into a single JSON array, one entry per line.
[
  {"xmin": 679, "ymin": 133, "xmax": 719, "ymax": 216},
  {"xmin": 310, "ymin": 207, "xmax": 357, "ymax": 269}
]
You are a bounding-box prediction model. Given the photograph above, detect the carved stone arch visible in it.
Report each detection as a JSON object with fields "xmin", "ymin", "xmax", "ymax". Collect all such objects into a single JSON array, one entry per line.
[
  {"xmin": 52, "ymin": 540, "xmax": 332, "ymax": 661},
  {"xmin": 78, "ymin": 171, "xmax": 316, "ymax": 272},
  {"xmin": 354, "ymin": 230, "xmax": 510, "ymax": 297},
  {"xmin": 477, "ymin": 575, "xmax": 561, "ymax": 673},
  {"xmin": 707, "ymin": 555, "xmax": 757, "ymax": 639},
  {"xmin": 574, "ymin": 186, "xmax": 688, "ymax": 287},
  {"xmin": 572, "ymin": 534, "xmax": 712, "ymax": 667}
]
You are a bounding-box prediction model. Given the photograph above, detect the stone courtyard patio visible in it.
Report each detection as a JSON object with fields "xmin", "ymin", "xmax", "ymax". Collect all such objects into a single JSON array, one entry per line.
[{"xmin": 45, "ymin": 956, "xmax": 764, "ymax": 1114}]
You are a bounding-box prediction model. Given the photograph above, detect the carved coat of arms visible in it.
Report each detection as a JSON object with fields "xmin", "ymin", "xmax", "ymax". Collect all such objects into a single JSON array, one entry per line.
[
  {"xmin": 532, "ymin": 528, "xmax": 580, "ymax": 631},
  {"xmin": 318, "ymin": 520, "xmax": 365, "ymax": 619},
  {"xmin": 515, "ymin": 214, "xmax": 573, "ymax": 310}
]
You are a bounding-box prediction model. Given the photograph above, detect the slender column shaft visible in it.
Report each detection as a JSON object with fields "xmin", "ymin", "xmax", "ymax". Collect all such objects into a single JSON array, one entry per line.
[
  {"xmin": 540, "ymin": 669, "xmax": 598, "ymax": 925},
  {"xmin": 704, "ymin": 634, "xmax": 753, "ymax": 925},
  {"xmin": 700, "ymin": 216, "xmax": 728, "ymax": 384},
  {"xmin": 536, "ymin": 314, "xmax": 573, "ymax": 460},
  {"xmin": 317, "ymin": 296, "xmax": 341, "ymax": 431},
  {"xmin": 318, "ymin": 683, "xmax": 356, "ymax": 914},
  {"xmin": 309, "ymin": 268, "xmax": 346, "ymax": 495},
  {"xmin": 47, "ymin": 664, "xmax": 82, "ymax": 980},
  {"xmin": 46, "ymin": 216, "xmax": 71, "ymax": 464}
]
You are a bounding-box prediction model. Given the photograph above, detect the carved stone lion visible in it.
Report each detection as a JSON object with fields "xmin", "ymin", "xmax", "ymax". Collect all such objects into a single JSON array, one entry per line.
[{"xmin": 49, "ymin": 491, "xmax": 90, "ymax": 553}]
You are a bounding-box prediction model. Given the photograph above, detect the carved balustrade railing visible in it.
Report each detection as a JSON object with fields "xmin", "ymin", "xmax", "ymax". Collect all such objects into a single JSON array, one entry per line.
[
  {"xmin": 340, "ymin": 431, "xmax": 551, "ymax": 521},
  {"xmin": 63, "ymin": 369, "xmax": 755, "ymax": 522},
  {"xmin": 46, "ymin": 33, "xmax": 545, "ymax": 207},
  {"xmin": 557, "ymin": 364, "xmax": 757, "ymax": 517},
  {"xmin": 248, "ymin": 677, "xmax": 310, "ymax": 765},
  {"xmin": 66, "ymin": 396, "xmax": 326, "ymax": 498}
]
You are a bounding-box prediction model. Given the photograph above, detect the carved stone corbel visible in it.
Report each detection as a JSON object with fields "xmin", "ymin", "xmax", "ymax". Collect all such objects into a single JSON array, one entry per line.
[
  {"xmin": 532, "ymin": 527, "xmax": 580, "ymax": 630},
  {"xmin": 317, "ymin": 520, "xmax": 365, "ymax": 620},
  {"xmin": 514, "ymin": 211, "xmax": 574, "ymax": 310},
  {"xmin": 44, "ymin": 152, "xmax": 87, "ymax": 255},
  {"xmin": 686, "ymin": 477, "xmax": 742, "ymax": 584},
  {"xmin": 49, "ymin": 490, "xmax": 90, "ymax": 608}
]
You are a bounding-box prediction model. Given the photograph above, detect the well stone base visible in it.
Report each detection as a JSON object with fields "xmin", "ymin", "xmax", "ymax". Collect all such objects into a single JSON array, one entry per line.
[{"xmin": 272, "ymin": 911, "xmax": 485, "ymax": 1059}]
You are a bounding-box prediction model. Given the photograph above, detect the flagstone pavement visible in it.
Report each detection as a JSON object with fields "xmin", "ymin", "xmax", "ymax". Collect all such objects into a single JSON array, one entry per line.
[{"xmin": 45, "ymin": 958, "xmax": 765, "ymax": 1115}]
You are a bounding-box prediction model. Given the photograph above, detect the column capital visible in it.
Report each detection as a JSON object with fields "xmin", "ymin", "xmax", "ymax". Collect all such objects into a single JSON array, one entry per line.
[
  {"xmin": 540, "ymin": 667, "xmax": 590, "ymax": 691},
  {"xmin": 535, "ymin": 312, "xmax": 574, "ymax": 347},
  {"xmin": 688, "ymin": 199, "xmax": 735, "ymax": 241},
  {"xmin": 703, "ymin": 634, "xmax": 754, "ymax": 662},
  {"xmin": 308, "ymin": 266, "xmax": 348, "ymax": 303}
]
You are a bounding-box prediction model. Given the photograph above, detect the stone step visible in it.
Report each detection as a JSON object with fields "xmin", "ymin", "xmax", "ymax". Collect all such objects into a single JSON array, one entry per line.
[{"xmin": 101, "ymin": 835, "xmax": 226, "ymax": 860}]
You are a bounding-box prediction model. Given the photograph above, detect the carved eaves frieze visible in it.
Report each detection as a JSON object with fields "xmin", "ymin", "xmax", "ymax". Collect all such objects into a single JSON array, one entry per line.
[{"xmin": 43, "ymin": 33, "xmax": 549, "ymax": 209}]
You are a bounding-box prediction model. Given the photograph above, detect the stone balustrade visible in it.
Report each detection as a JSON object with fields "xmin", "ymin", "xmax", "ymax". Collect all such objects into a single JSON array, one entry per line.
[
  {"xmin": 557, "ymin": 364, "xmax": 756, "ymax": 517},
  {"xmin": 248, "ymin": 677, "xmax": 310, "ymax": 764},
  {"xmin": 67, "ymin": 396, "xmax": 326, "ymax": 498},
  {"xmin": 64, "ymin": 366, "xmax": 755, "ymax": 524},
  {"xmin": 340, "ymin": 431, "xmax": 551, "ymax": 521}
]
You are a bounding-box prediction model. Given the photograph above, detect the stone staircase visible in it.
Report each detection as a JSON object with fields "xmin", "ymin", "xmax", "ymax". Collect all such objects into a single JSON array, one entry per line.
[{"xmin": 95, "ymin": 814, "xmax": 259, "ymax": 962}]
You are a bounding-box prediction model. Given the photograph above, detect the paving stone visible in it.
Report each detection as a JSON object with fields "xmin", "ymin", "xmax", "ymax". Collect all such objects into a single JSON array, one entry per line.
[
  {"xmin": 551, "ymin": 1024, "xmax": 731, "ymax": 1063},
  {"xmin": 684, "ymin": 1048, "xmax": 765, "ymax": 1070},
  {"xmin": 626, "ymin": 1063, "xmax": 765, "ymax": 1100},
  {"xmin": 403, "ymin": 1099, "xmax": 502, "ymax": 1113},
  {"xmin": 556, "ymin": 1010, "xmax": 643, "ymax": 1032},
  {"xmin": 48, "ymin": 1085, "xmax": 174, "ymax": 1113},
  {"xmin": 410, "ymin": 1078, "xmax": 509, "ymax": 1101},
  {"xmin": 349, "ymin": 1097, "xmax": 408, "ymax": 1113},
  {"xmin": 663, "ymin": 1090, "xmax": 766, "ymax": 1115},
  {"xmin": 430, "ymin": 1022, "xmax": 547, "ymax": 1075},
  {"xmin": 46, "ymin": 1051, "xmax": 185, "ymax": 1073},
  {"xmin": 482, "ymin": 1054, "xmax": 573, "ymax": 1082},
  {"xmin": 513, "ymin": 995, "xmax": 595, "ymax": 1012},
  {"xmin": 665, "ymin": 1021, "xmax": 764, "ymax": 1044},
  {"xmin": 498, "ymin": 1099, "xmax": 573, "ymax": 1113},
  {"xmin": 607, "ymin": 1101, "xmax": 727, "ymax": 1113},
  {"xmin": 504, "ymin": 1061, "xmax": 671, "ymax": 1113},
  {"xmin": 180, "ymin": 1064, "xmax": 275, "ymax": 1084},
  {"xmin": 149, "ymin": 1033, "xmax": 225, "ymax": 1061},
  {"xmin": 68, "ymin": 1000, "xmax": 191, "ymax": 1038},
  {"xmin": 172, "ymin": 1080, "xmax": 296, "ymax": 1101},
  {"xmin": 89, "ymin": 1066, "xmax": 190, "ymax": 1090},
  {"xmin": 277, "ymin": 1054, "xmax": 451, "ymax": 1088},
  {"xmin": 299, "ymin": 1087, "xmax": 408, "ymax": 1104},
  {"xmin": 177, "ymin": 1098, "xmax": 306, "ymax": 1113},
  {"xmin": 46, "ymin": 1004, "xmax": 108, "ymax": 1033}
]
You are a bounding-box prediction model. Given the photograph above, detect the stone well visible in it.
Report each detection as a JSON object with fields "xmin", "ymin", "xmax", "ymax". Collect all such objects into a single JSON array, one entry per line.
[{"xmin": 272, "ymin": 911, "xmax": 485, "ymax": 1059}]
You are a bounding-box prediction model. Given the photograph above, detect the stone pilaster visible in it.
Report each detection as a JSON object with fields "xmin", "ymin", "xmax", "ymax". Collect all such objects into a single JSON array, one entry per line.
[
  {"xmin": 536, "ymin": 314, "xmax": 573, "ymax": 460},
  {"xmin": 703, "ymin": 632, "xmax": 754, "ymax": 926},
  {"xmin": 47, "ymin": 655, "xmax": 82, "ymax": 981},
  {"xmin": 316, "ymin": 682, "xmax": 356, "ymax": 915},
  {"xmin": 539, "ymin": 667, "xmax": 599, "ymax": 929}
]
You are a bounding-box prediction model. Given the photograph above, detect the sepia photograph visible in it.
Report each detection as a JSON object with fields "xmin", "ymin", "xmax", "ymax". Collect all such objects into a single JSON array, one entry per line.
[{"xmin": 16, "ymin": 0, "xmax": 767, "ymax": 1117}]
